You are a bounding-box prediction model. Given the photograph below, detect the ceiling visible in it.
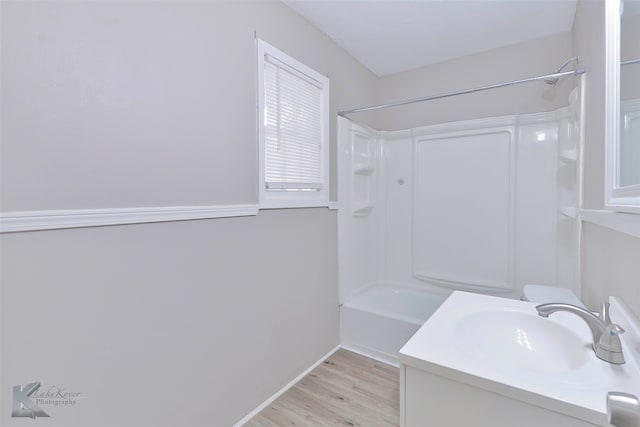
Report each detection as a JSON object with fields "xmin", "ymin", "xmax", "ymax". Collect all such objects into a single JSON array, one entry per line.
[{"xmin": 283, "ymin": 0, "xmax": 578, "ymax": 77}]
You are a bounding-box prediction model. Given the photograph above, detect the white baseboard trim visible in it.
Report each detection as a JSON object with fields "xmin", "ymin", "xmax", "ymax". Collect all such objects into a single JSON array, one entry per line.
[
  {"xmin": 233, "ymin": 344, "xmax": 341, "ymax": 427},
  {"xmin": 0, "ymin": 204, "xmax": 259, "ymax": 233}
]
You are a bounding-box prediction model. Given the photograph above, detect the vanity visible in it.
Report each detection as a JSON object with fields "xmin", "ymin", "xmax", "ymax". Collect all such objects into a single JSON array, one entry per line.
[{"xmin": 398, "ymin": 291, "xmax": 640, "ymax": 427}]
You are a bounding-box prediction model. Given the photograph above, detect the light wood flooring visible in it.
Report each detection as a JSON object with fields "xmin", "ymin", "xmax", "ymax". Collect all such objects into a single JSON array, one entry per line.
[{"xmin": 244, "ymin": 349, "xmax": 400, "ymax": 427}]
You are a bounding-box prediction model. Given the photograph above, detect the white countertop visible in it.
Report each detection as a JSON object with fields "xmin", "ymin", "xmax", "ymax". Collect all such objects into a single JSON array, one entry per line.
[{"xmin": 399, "ymin": 291, "xmax": 640, "ymax": 426}]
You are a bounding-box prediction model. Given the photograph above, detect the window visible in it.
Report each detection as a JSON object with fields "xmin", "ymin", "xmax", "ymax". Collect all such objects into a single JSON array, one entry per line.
[
  {"xmin": 604, "ymin": 0, "xmax": 640, "ymax": 214},
  {"xmin": 257, "ymin": 39, "xmax": 330, "ymax": 208}
]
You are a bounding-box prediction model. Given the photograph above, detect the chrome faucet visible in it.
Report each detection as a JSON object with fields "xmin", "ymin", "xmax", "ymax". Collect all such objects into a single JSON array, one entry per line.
[{"xmin": 536, "ymin": 302, "xmax": 625, "ymax": 364}]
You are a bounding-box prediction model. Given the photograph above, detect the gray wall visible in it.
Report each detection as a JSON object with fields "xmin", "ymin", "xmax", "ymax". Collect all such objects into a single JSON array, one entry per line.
[
  {"xmin": 1, "ymin": 210, "xmax": 338, "ymax": 427},
  {"xmin": 573, "ymin": 0, "xmax": 606, "ymax": 211},
  {"xmin": 573, "ymin": 0, "xmax": 640, "ymax": 318},
  {"xmin": 0, "ymin": 1, "xmax": 376, "ymax": 426},
  {"xmin": 581, "ymin": 223, "xmax": 640, "ymax": 317},
  {"xmin": 375, "ymin": 32, "xmax": 573, "ymax": 130},
  {"xmin": 0, "ymin": 1, "xmax": 377, "ymax": 209}
]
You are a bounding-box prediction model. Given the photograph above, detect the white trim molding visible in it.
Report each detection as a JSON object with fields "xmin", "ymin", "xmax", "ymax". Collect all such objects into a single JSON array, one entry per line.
[
  {"xmin": 0, "ymin": 204, "xmax": 259, "ymax": 233},
  {"xmin": 604, "ymin": 0, "xmax": 640, "ymax": 214},
  {"xmin": 581, "ymin": 209, "xmax": 640, "ymax": 238},
  {"xmin": 233, "ymin": 344, "xmax": 341, "ymax": 427}
]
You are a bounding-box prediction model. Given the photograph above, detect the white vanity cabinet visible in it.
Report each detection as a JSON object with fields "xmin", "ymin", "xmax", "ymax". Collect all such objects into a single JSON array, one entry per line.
[{"xmin": 401, "ymin": 365, "xmax": 600, "ymax": 427}]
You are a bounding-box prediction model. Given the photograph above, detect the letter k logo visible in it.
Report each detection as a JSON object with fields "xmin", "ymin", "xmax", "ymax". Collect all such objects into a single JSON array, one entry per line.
[{"xmin": 12, "ymin": 383, "xmax": 50, "ymax": 418}]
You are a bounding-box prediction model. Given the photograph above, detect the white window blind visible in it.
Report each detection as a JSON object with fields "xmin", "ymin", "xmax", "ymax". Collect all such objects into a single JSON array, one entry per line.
[
  {"xmin": 257, "ymin": 39, "xmax": 329, "ymax": 209},
  {"xmin": 264, "ymin": 56, "xmax": 323, "ymax": 191}
]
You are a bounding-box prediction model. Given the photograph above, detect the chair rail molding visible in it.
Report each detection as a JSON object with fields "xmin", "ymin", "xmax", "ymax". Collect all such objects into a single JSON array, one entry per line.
[
  {"xmin": 581, "ymin": 209, "xmax": 640, "ymax": 238},
  {"xmin": 0, "ymin": 204, "xmax": 260, "ymax": 233}
]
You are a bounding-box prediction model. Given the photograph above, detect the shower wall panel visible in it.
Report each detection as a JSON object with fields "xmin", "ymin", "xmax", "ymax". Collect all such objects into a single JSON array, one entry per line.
[
  {"xmin": 412, "ymin": 129, "xmax": 514, "ymax": 291},
  {"xmin": 384, "ymin": 114, "xmax": 563, "ymax": 298},
  {"xmin": 338, "ymin": 118, "xmax": 383, "ymax": 303},
  {"xmin": 381, "ymin": 133, "xmax": 414, "ymax": 288},
  {"xmin": 339, "ymin": 108, "xmax": 579, "ymax": 301}
]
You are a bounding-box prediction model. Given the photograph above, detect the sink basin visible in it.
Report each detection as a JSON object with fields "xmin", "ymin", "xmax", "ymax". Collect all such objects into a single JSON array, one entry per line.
[
  {"xmin": 456, "ymin": 310, "xmax": 590, "ymax": 373},
  {"xmin": 399, "ymin": 291, "xmax": 640, "ymax": 421}
]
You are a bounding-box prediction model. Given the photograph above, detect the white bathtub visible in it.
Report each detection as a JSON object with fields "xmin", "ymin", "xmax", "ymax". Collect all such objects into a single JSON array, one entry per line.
[{"xmin": 340, "ymin": 286, "xmax": 448, "ymax": 366}]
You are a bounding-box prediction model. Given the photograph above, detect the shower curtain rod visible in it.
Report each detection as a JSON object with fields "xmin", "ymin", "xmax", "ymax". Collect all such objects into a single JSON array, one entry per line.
[
  {"xmin": 338, "ymin": 67, "xmax": 587, "ymax": 117},
  {"xmin": 622, "ymin": 58, "xmax": 640, "ymax": 66}
]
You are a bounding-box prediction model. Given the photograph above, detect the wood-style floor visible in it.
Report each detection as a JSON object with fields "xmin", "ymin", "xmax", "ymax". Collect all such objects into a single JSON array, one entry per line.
[{"xmin": 244, "ymin": 349, "xmax": 400, "ymax": 427}]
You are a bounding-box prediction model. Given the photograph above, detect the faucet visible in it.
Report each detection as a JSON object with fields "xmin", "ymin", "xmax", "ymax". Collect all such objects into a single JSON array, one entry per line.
[{"xmin": 536, "ymin": 302, "xmax": 625, "ymax": 364}]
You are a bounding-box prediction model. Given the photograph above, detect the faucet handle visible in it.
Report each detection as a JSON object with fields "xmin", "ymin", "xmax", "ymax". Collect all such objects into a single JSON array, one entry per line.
[
  {"xmin": 600, "ymin": 301, "xmax": 612, "ymax": 325},
  {"xmin": 596, "ymin": 323, "xmax": 626, "ymax": 364}
]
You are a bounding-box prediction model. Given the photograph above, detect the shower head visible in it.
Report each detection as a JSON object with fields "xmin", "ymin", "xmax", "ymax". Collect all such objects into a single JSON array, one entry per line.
[{"xmin": 545, "ymin": 57, "xmax": 580, "ymax": 85}]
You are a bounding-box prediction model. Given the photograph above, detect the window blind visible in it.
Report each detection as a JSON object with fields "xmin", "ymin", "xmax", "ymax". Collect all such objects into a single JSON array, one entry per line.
[{"xmin": 264, "ymin": 55, "xmax": 323, "ymax": 191}]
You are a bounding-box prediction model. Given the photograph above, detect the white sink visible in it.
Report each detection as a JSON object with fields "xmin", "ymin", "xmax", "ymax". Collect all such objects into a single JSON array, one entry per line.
[
  {"xmin": 399, "ymin": 291, "xmax": 640, "ymax": 424},
  {"xmin": 456, "ymin": 310, "xmax": 589, "ymax": 373}
]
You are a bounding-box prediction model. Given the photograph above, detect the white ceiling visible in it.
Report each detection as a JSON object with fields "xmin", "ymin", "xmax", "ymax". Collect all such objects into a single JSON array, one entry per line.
[{"xmin": 283, "ymin": 0, "xmax": 578, "ymax": 77}]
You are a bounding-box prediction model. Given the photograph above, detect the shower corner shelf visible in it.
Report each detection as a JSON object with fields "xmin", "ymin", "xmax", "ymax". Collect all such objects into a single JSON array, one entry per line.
[
  {"xmin": 559, "ymin": 149, "xmax": 578, "ymax": 162},
  {"xmin": 352, "ymin": 205, "xmax": 374, "ymax": 217},
  {"xmin": 353, "ymin": 164, "xmax": 375, "ymax": 176}
]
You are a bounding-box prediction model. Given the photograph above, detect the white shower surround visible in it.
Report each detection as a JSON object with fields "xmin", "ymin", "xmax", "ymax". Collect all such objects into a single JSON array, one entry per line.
[{"xmin": 338, "ymin": 90, "xmax": 582, "ymax": 363}]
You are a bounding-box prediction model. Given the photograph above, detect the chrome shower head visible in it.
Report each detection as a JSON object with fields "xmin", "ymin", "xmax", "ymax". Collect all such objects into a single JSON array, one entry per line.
[{"xmin": 545, "ymin": 57, "xmax": 580, "ymax": 85}]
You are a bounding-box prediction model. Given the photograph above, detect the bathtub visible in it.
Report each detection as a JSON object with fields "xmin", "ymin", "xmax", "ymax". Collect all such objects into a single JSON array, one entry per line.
[{"xmin": 340, "ymin": 286, "xmax": 448, "ymax": 366}]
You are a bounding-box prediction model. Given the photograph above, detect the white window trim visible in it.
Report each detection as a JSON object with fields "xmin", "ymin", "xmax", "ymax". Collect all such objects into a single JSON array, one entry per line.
[
  {"xmin": 257, "ymin": 39, "xmax": 330, "ymax": 209},
  {"xmin": 604, "ymin": 0, "xmax": 640, "ymax": 214}
]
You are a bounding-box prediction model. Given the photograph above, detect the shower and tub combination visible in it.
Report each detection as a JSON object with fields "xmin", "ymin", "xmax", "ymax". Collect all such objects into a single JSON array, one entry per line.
[{"xmin": 337, "ymin": 62, "xmax": 586, "ymax": 366}]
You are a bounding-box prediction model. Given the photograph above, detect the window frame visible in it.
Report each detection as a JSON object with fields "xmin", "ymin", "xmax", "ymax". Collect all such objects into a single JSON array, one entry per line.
[
  {"xmin": 257, "ymin": 39, "xmax": 330, "ymax": 209},
  {"xmin": 604, "ymin": 0, "xmax": 640, "ymax": 214}
]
